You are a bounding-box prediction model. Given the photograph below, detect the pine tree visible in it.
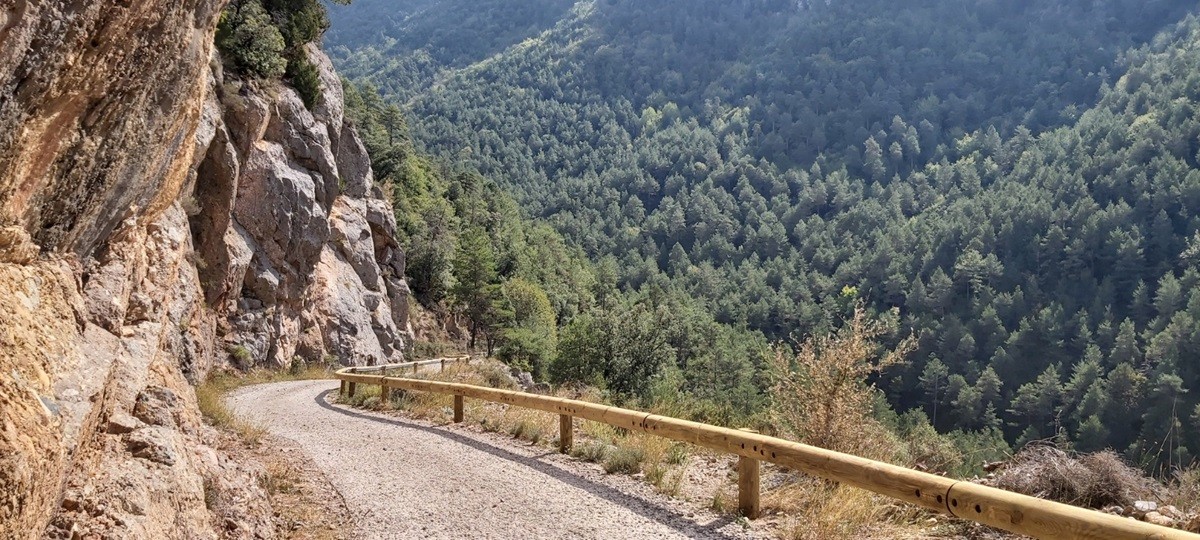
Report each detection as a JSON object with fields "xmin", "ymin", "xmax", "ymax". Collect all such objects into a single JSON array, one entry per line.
[
  {"xmin": 1108, "ymin": 319, "xmax": 1143, "ymax": 368},
  {"xmin": 863, "ymin": 136, "xmax": 887, "ymax": 182},
  {"xmin": 668, "ymin": 242, "xmax": 692, "ymax": 276},
  {"xmin": 451, "ymin": 227, "xmax": 501, "ymax": 351},
  {"xmin": 975, "ymin": 365, "xmax": 1004, "ymax": 407},
  {"xmin": 919, "ymin": 357, "xmax": 950, "ymax": 427},
  {"xmin": 1075, "ymin": 415, "xmax": 1111, "ymax": 452}
]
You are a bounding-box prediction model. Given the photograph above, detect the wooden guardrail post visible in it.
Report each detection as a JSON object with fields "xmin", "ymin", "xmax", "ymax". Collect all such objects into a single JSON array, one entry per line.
[
  {"xmin": 380, "ymin": 380, "xmax": 389, "ymax": 403},
  {"xmin": 453, "ymin": 395, "xmax": 464, "ymax": 423},
  {"xmin": 738, "ymin": 428, "xmax": 760, "ymax": 519},
  {"xmin": 559, "ymin": 414, "xmax": 573, "ymax": 453},
  {"xmin": 738, "ymin": 455, "xmax": 760, "ymax": 518},
  {"xmin": 440, "ymin": 359, "xmax": 446, "ymax": 372}
]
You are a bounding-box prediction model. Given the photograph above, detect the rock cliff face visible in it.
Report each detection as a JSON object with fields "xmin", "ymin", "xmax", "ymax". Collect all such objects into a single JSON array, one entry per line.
[
  {"xmin": 193, "ymin": 45, "xmax": 411, "ymax": 369},
  {"xmin": 0, "ymin": 2, "xmax": 411, "ymax": 538}
]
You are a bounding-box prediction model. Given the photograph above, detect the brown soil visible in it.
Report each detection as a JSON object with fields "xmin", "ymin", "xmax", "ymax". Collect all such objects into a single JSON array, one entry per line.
[{"xmin": 219, "ymin": 431, "xmax": 356, "ymax": 539}]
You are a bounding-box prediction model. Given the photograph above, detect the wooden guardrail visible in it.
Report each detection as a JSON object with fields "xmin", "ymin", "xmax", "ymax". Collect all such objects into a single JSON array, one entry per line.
[{"xmin": 335, "ymin": 357, "xmax": 1199, "ymax": 540}]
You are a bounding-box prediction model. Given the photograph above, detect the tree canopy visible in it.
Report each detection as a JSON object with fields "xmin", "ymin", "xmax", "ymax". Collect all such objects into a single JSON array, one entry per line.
[{"xmin": 331, "ymin": 0, "xmax": 1200, "ymax": 471}]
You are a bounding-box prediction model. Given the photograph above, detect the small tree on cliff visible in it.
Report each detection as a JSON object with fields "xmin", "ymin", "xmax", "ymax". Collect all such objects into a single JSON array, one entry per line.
[{"xmin": 216, "ymin": 0, "xmax": 287, "ymax": 79}]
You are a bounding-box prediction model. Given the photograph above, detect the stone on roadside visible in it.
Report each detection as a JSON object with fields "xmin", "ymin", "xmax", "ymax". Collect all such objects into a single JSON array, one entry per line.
[{"xmin": 1144, "ymin": 511, "xmax": 1174, "ymax": 527}]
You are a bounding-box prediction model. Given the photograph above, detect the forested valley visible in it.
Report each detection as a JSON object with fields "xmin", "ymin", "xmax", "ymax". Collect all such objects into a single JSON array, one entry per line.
[{"xmin": 327, "ymin": 0, "xmax": 1200, "ymax": 476}]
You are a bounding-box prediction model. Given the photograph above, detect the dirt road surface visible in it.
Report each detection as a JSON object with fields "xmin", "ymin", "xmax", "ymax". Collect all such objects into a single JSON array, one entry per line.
[{"xmin": 227, "ymin": 380, "xmax": 759, "ymax": 539}]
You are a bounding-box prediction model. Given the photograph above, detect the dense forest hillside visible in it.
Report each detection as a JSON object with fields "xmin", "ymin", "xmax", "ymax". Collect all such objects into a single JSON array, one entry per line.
[{"xmin": 328, "ymin": 0, "xmax": 1200, "ymax": 471}]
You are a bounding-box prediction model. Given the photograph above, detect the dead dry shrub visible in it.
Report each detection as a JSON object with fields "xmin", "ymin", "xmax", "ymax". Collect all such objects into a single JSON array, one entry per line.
[
  {"xmin": 768, "ymin": 304, "xmax": 914, "ymax": 458},
  {"xmin": 990, "ymin": 444, "xmax": 1156, "ymax": 508},
  {"xmin": 764, "ymin": 305, "xmax": 920, "ymax": 538},
  {"xmin": 1170, "ymin": 467, "xmax": 1200, "ymax": 511},
  {"xmin": 767, "ymin": 476, "xmax": 924, "ymax": 540}
]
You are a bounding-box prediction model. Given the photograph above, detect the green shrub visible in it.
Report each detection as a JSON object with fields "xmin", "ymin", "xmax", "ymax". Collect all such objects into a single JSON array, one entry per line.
[
  {"xmin": 570, "ymin": 440, "xmax": 611, "ymax": 463},
  {"xmin": 215, "ymin": 0, "xmax": 287, "ymax": 79},
  {"xmin": 603, "ymin": 447, "xmax": 645, "ymax": 474},
  {"xmin": 216, "ymin": 0, "xmax": 350, "ymax": 111},
  {"xmin": 508, "ymin": 420, "xmax": 544, "ymax": 443},
  {"xmin": 228, "ymin": 345, "xmax": 253, "ymax": 366},
  {"xmin": 265, "ymin": 0, "xmax": 331, "ymax": 46},
  {"xmin": 287, "ymin": 54, "xmax": 324, "ymax": 109}
]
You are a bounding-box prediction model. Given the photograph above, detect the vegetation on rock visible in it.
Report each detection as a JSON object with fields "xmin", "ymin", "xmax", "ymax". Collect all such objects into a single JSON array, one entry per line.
[{"xmin": 216, "ymin": 0, "xmax": 351, "ymax": 106}]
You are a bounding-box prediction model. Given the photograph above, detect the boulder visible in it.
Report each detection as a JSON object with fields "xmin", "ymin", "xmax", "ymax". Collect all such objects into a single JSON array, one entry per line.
[{"xmin": 0, "ymin": 226, "xmax": 39, "ymax": 264}]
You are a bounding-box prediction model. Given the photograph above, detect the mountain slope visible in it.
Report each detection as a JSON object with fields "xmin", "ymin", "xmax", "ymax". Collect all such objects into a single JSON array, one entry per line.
[{"xmin": 327, "ymin": 0, "xmax": 1200, "ymax": 467}]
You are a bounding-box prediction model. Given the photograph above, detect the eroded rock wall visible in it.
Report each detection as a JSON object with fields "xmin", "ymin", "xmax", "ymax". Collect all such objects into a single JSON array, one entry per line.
[
  {"xmin": 193, "ymin": 45, "xmax": 411, "ymax": 368},
  {"xmin": 0, "ymin": 2, "xmax": 411, "ymax": 538},
  {"xmin": 0, "ymin": 0, "xmax": 222, "ymax": 257}
]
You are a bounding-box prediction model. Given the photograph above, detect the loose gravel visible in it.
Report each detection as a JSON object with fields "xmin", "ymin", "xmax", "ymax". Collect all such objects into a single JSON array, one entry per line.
[{"xmin": 227, "ymin": 379, "xmax": 760, "ymax": 540}]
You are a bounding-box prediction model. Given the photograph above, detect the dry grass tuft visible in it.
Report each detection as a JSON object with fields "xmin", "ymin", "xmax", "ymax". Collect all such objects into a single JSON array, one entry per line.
[
  {"xmin": 768, "ymin": 478, "xmax": 912, "ymax": 540},
  {"xmin": 762, "ymin": 305, "xmax": 923, "ymax": 537},
  {"xmin": 1170, "ymin": 467, "xmax": 1200, "ymax": 511},
  {"xmin": 196, "ymin": 376, "xmax": 266, "ymax": 444},
  {"xmin": 199, "ymin": 362, "xmax": 339, "ymax": 443},
  {"xmin": 990, "ymin": 444, "xmax": 1156, "ymax": 508}
]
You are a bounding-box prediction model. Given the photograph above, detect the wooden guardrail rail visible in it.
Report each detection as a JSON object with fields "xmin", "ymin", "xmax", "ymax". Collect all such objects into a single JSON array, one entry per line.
[{"xmin": 335, "ymin": 357, "xmax": 1198, "ymax": 540}]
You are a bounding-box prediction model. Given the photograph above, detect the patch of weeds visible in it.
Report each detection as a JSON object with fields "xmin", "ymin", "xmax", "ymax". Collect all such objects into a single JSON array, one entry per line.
[
  {"xmin": 570, "ymin": 440, "xmax": 611, "ymax": 463},
  {"xmin": 339, "ymin": 385, "xmax": 381, "ymax": 408},
  {"xmin": 711, "ymin": 489, "xmax": 731, "ymax": 513},
  {"xmin": 646, "ymin": 463, "xmax": 667, "ymax": 486},
  {"xmin": 228, "ymin": 345, "xmax": 253, "ymax": 365},
  {"xmin": 197, "ymin": 376, "xmax": 266, "ymax": 444},
  {"xmin": 603, "ymin": 446, "xmax": 645, "ymax": 474},
  {"xmin": 509, "ymin": 419, "xmax": 544, "ymax": 444},
  {"xmin": 389, "ymin": 390, "xmax": 414, "ymax": 410},
  {"xmin": 476, "ymin": 361, "xmax": 518, "ymax": 389},
  {"xmin": 666, "ymin": 443, "xmax": 690, "ymax": 465},
  {"xmin": 660, "ymin": 467, "xmax": 686, "ymax": 497},
  {"xmin": 581, "ymin": 420, "xmax": 619, "ymax": 445},
  {"xmin": 259, "ymin": 465, "xmax": 298, "ymax": 495}
]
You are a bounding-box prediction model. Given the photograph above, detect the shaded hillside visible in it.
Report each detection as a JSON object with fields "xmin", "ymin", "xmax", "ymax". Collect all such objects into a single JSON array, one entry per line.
[{"xmin": 327, "ymin": 0, "xmax": 1200, "ymax": 469}]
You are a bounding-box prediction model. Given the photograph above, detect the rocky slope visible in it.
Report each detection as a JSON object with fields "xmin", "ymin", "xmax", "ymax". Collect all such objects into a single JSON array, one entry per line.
[{"xmin": 0, "ymin": 1, "xmax": 411, "ymax": 538}]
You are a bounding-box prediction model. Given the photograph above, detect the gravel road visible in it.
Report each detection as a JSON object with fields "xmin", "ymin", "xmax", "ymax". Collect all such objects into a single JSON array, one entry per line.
[{"xmin": 227, "ymin": 379, "xmax": 757, "ymax": 539}]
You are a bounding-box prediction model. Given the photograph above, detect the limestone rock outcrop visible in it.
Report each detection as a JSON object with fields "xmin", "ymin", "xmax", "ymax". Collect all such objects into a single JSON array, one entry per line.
[
  {"xmin": 192, "ymin": 46, "xmax": 411, "ymax": 368},
  {"xmin": 0, "ymin": 1, "xmax": 411, "ymax": 538},
  {"xmin": 0, "ymin": 0, "xmax": 222, "ymax": 257}
]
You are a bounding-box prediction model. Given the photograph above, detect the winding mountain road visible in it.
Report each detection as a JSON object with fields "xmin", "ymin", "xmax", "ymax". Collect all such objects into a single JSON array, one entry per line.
[{"xmin": 227, "ymin": 380, "xmax": 756, "ymax": 539}]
